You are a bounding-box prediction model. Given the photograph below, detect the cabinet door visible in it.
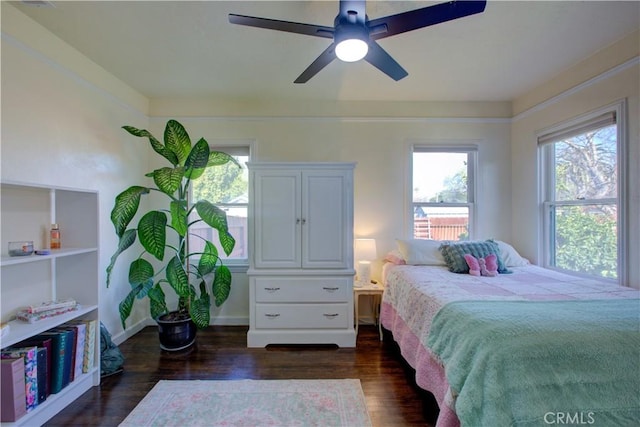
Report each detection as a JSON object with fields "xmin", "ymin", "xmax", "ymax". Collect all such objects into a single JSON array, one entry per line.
[
  {"xmin": 253, "ymin": 170, "xmax": 301, "ymax": 268},
  {"xmin": 302, "ymin": 170, "xmax": 352, "ymax": 269}
]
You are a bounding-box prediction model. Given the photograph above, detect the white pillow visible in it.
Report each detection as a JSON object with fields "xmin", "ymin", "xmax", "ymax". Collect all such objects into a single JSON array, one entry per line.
[
  {"xmin": 496, "ymin": 240, "xmax": 529, "ymax": 267},
  {"xmin": 396, "ymin": 239, "xmax": 446, "ymax": 265}
]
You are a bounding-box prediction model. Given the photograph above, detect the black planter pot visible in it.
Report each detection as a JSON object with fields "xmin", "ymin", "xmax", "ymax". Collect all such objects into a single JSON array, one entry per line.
[{"xmin": 156, "ymin": 313, "xmax": 197, "ymax": 351}]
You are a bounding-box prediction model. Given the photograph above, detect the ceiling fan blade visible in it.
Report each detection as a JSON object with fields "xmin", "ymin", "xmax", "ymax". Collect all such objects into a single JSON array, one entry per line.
[
  {"xmin": 229, "ymin": 14, "xmax": 334, "ymax": 39},
  {"xmin": 364, "ymin": 41, "xmax": 408, "ymax": 81},
  {"xmin": 294, "ymin": 43, "xmax": 337, "ymax": 84},
  {"xmin": 368, "ymin": 1, "xmax": 487, "ymax": 40}
]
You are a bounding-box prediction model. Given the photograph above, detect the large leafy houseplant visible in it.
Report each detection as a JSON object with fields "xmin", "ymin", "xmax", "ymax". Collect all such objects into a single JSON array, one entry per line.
[{"xmin": 106, "ymin": 119, "xmax": 239, "ymax": 330}]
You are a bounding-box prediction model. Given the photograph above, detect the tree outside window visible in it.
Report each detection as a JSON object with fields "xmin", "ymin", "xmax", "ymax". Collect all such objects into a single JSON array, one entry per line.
[
  {"xmin": 412, "ymin": 148, "xmax": 476, "ymax": 240},
  {"xmin": 541, "ymin": 110, "xmax": 620, "ymax": 280},
  {"xmin": 191, "ymin": 149, "xmax": 249, "ymax": 262}
]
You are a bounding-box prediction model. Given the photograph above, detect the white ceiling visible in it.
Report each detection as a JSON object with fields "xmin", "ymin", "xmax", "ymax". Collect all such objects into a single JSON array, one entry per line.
[{"xmin": 11, "ymin": 1, "xmax": 640, "ymax": 103}]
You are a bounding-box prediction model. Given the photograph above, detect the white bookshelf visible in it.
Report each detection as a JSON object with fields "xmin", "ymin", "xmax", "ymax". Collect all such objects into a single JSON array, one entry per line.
[{"xmin": 1, "ymin": 181, "xmax": 100, "ymax": 426}]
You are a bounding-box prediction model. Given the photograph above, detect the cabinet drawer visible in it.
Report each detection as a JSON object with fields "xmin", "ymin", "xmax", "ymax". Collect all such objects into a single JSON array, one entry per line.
[
  {"xmin": 254, "ymin": 277, "xmax": 350, "ymax": 302},
  {"xmin": 255, "ymin": 303, "xmax": 350, "ymax": 329}
]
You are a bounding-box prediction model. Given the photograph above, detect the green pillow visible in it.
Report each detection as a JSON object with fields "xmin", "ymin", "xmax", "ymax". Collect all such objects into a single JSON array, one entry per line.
[{"xmin": 439, "ymin": 240, "xmax": 512, "ymax": 274}]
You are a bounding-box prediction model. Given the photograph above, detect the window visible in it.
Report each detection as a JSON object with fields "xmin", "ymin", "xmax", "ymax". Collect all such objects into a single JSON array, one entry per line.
[
  {"xmin": 539, "ymin": 104, "xmax": 625, "ymax": 281},
  {"xmin": 411, "ymin": 146, "xmax": 477, "ymax": 240},
  {"xmin": 190, "ymin": 145, "xmax": 250, "ymax": 264}
]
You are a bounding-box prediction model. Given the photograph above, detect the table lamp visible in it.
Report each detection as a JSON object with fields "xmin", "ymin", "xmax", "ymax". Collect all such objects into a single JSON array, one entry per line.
[{"xmin": 354, "ymin": 238, "xmax": 377, "ymax": 286}]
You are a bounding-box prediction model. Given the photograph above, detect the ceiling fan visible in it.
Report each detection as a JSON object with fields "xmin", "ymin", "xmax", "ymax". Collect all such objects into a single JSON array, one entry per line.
[{"xmin": 229, "ymin": 0, "xmax": 487, "ymax": 84}]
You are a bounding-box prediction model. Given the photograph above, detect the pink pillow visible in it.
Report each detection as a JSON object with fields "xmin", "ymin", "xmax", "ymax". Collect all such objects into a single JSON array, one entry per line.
[
  {"xmin": 384, "ymin": 250, "xmax": 406, "ymax": 265},
  {"xmin": 464, "ymin": 253, "xmax": 499, "ymax": 277},
  {"xmin": 484, "ymin": 253, "xmax": 498, "ymax": 275},
  {"xmin": 464, "ymin": 253, "xmax": 481, "ymax": 276}
]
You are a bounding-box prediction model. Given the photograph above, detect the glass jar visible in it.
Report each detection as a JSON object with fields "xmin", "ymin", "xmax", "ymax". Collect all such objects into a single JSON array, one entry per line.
[{"xmin": 50, "ymin": 224, "xmax": 61, "ymax": 249}]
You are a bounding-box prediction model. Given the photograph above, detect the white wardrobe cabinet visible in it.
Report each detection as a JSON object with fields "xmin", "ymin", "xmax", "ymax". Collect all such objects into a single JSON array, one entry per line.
[{"xmin": 247, "ymin": 163, "xmax": 356, "ymax": 347}]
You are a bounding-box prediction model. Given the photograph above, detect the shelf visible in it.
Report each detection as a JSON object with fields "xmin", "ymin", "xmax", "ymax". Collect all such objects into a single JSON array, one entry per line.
[
  {"xmin": 1, "ymin": 181, "xmax": 100, "ymax": 425},
  {"xmin": 1, "ymin": 248, "xmax": 98, "ymax": 267},
  {"xmin": 1, "ymin": 305, "xmax": 98, "ymax": 349}
]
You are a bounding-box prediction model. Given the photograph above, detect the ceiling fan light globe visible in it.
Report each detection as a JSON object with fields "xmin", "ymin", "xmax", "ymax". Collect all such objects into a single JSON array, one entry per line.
[{"xmin": 335, "ymin": 39, "xmax": 368, "ymax": 62}]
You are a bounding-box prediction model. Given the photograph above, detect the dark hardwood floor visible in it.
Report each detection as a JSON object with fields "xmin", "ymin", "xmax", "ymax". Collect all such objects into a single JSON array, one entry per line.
[{"xmin": 45, "ymin": 325, "xmax": 438, "ymax": 427}]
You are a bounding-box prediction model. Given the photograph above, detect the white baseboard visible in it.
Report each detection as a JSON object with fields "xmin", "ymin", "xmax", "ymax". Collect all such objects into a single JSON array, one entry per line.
[
  {"xmin": 111, "ymin": 318, "xmax": 153, "ymax": 346},
  {"xmin": 356, "ymin": 316, "xmax": 377, "ymax": 325},
  {"xmin": 211, "ymin": 316, "xmax": 249, "ymax": 325}
]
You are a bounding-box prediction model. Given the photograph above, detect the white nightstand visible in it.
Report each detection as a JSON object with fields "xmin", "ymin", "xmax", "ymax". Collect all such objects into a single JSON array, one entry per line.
[{"xmin": 354, "ymin": 282, "xmax": 384, "ymax": 341}]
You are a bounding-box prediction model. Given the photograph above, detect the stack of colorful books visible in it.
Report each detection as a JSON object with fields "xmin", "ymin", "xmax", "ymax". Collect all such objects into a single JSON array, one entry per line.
[{"xmin": 0, "ymin": 319, "xmax": 97, "ymax": 422}]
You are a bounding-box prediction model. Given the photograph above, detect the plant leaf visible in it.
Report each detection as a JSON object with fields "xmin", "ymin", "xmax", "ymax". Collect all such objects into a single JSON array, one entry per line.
[
  {"xmin": 189, "ymin": 281, "xmax": 211, "ymax": 329},
  {"xmin": 197, "ymin": 241, "xmax": 219, "ymax": 276},
  {"xmin": 148, "ymin": 284, "xmax": 168, "ymax": 320},
  {"xmin": 135, "ymin": 279, "xmax": 154, "ymax": 300},
  {"xmin": 218, "ymin": 232, "xmax": 236, "ymax": 257},
  {"xmin": 123, "ymin": 125, "xmax": 178, "ymax": 166},
  {"xmin": 138, "ymin": 211, "xmax": 167, "ymax": 261},
  {"xmin": 170, "ymin": 200, "xmax": 188, "ymax": 237},
  {"xmin": 153, "ymin": 166, "xmax": 184, "ymax": 196},
  {"xmin": 128, "ymin": 258, "xmax": 154, "ymax": 286},
  {"xmin": 166, "ymin": 255, "xmax": 190, "ymax": 298},
  {"xmin": 111, "ymin": 186, "xmax": 149, "ymax": 238},
  {"xmin": 208, "ymin": 151, "xmax": 242, "ymax": 168},
  {"xmin": 106, "ymin": 229, "xmax": 137, "ymax": 287},
  {"xmin": 187, "ymin": 284, "xmax": 197, "ymax": 300},
  {"xmin": 184, "ymin": 138, "xmax": 210, "ymax": 180},
  {"xmin": 119, "ymin": 283, "xmax": 143, "ymax": 329},
  {"xmin": 195, "ymin": 200, "xmax": 236, "ymax": 256},
  {"xmin": 164, "ymin": 120, "xmax": 191, "ymax": 166},
  {"xmin": 212, "ymin": 264, "xmax": 232, "ymax": 307}
]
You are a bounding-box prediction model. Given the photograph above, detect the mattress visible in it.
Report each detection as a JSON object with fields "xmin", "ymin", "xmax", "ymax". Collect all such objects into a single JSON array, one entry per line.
[{"xmin": 380, "ymin": 264, "xmax": 640, "ymax": 427}]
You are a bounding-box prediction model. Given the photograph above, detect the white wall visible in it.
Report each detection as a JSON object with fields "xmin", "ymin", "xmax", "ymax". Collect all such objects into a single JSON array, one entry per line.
[
  {"xmin": 147, "ymin": 116, "xmax": 513, "ymax": 264},
  {"xmin": 1, "ymin": 4, "xmax": 150, "ymax": 341}
]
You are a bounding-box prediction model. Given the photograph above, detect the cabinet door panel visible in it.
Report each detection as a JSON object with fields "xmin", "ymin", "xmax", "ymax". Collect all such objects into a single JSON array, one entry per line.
[
  {"xmin": 302, "ymin": 171, "xmax": 351, "ymax": 269},
  {"xmin": 253, "ymin": 172, "xmax": 301, "ymax": 268}
]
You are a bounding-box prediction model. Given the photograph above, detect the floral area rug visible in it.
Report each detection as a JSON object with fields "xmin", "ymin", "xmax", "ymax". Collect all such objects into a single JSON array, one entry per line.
[{"xmin": 119, "ymin": 379, "xmax": 372, "ymax": 427}]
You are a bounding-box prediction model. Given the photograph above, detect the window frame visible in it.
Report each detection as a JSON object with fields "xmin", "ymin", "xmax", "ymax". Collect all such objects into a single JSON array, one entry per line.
[
  {"xmin": 189, "ymin": 139, "xmax": 255, "ymax": 269},
  {"xmin": 537, "ymin": 100, "xmax": 627, "ymax": 284},
  {"xmin": 408, "ymin": 144, "xmax": 478, "ymax": 240}
]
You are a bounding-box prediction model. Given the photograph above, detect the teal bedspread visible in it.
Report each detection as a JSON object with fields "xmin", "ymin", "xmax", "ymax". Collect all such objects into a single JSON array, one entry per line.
[{"xmin": 427, "ymin": 299, "xmax": 640, "ymax": 427}]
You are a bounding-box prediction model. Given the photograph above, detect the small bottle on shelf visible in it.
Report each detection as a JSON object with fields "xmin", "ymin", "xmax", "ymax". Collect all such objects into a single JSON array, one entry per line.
[{"xmin": 50, "ymin": 223, "xmax": 61, "ymax": 249}]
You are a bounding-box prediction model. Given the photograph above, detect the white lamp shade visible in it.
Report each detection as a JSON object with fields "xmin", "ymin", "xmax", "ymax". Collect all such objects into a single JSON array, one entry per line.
[{"xmin": 355, "ymin": 238, "xmax": 377, "ymax": 262}]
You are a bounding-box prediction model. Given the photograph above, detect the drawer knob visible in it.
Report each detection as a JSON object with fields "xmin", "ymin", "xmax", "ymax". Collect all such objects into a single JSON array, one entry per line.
[
  {"xmin": 323, "ymin": 313, "xmax": 340, "ymax": 318},
  {"xmin": 264, "ymin": 287, "xmax": 280, "ymax": 292},
  {"xmin": 264, "ymin": 313, "xmax": 280, "ymax": 318},
  {"xmin": 323, "ymin": 287, "xmax": 339, "ymax": 292}
]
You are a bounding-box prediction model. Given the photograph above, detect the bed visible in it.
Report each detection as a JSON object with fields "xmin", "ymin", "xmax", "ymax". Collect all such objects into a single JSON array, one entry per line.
[{"xmin": 380, "ymin": 239, "xmax": 640, "ymax": 427}]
